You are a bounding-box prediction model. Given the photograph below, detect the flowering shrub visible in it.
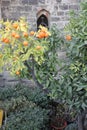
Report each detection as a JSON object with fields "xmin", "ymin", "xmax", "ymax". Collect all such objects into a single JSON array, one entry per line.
[{"xmin": 0, "ymin": 17, "xmax": 50, "ymax": 77}]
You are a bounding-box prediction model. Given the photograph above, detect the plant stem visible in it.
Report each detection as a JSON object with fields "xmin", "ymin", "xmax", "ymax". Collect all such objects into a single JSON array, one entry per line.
[
  {"xmin": 78, "ymin": 112, "xmax": 83, "ymax": 130},
  {"xmin": 78, "ymin": 110, "xmax": 87, "ymax": 130},
  {"xmin": 24, "ymin": 59, "xmax": 48, "ymax": 93}
]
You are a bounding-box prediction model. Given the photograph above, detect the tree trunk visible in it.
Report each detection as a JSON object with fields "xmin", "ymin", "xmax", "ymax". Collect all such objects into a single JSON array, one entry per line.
[
  {"xmin": 78, "ymin": 110, "xmax": 87, "ymax": 130},
  {"xmin": 24, "ymin": 60, "xmax": 48, "ymax": 93},
  {"xmin": 78, "ymin": 113, "xmax": 83, "ymax": 130}
]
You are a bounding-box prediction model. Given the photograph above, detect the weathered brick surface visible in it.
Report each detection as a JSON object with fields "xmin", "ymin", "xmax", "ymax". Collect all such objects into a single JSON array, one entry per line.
[
  {"xmin": 39, "ymin": 0, "xmax": 45, "ymax": 4},
  {"xmin": 59, "ymin": 4, "xmax": 69, "ymax": 10},
  {"xmin": 56, "ymin": 0, "xmax": 62, "ymax": 3},
  {"xmin": 1, "ymin": 0, "xmax": 81, "ymax": 29},
  {"xmin": 29, "ymin": 0, "xmax": 38, "ymax": 5},
  {"xmin": 22, "ymin": 0, "xmax": 29, "ymax": 5},
  {"xmin": 1, "ymin": 0, "xmax": 10, "ymax": 7}
]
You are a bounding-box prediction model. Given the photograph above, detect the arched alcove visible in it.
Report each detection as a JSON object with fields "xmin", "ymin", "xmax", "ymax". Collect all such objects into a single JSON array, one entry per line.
[
  {"xmin": 37, "ymin": 9, "xmax": 50, "ymax": 30},
  {"xmin": 37, "ymin": 14, "xmax": 48, "ymax": 30}
]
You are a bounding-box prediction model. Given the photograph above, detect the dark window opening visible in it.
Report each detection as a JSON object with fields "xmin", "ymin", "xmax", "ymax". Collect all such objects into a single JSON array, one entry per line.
[{"xmin": 37, "ymin": 14, "xmax": 48, "ymax": 30}]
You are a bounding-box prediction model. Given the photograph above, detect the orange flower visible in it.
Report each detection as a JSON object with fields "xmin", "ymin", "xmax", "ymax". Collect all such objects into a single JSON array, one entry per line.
[
  {"xmin": 37, "ymin": 28, "xmax": 50, "ymax": 39},
  {"xmin": 37, "ymin": 25, "xmax": 50, "ymax": 38},
  {"xmin": 1, "ymin": 38, "xmax": 6, "ymax": 42},
  {"xmin": 11, "ymin": 32, "xmax": 16, "ymax": 37},
  {"xmin": 44, "ymin": 32, "xmax": 49, "ymax": 38},
  {"xmin": 36, "ymin": 34, "xmax": 41, "ymax": 39},
  {"xmin": 15, "ymin": 34, "xmax": 20, "ymax": 39},
  {"xmin": 23, "ymin": 41, "xmax": 28, "ymax": 46},
  {"xmin": 37, "ymin": 31, "xmax": 45, "ymax": 39},
  {"xmin": 13, "ymin": 23, "xmax": 19, "ymax": 29},
  {"xmin": 66, "ymin": 35, "xmax": 72, "ymax": 41},
  {"xmin": 23, "ymin": 32, "xmax": 28, "ymax": 37},
  {"xmin": 36, "ymin": 46, "xmax": 42, "ymax": 50},
  {"xmin": 30, "ymin": 31, "xmax": 35, "ymax": 36},
  {"xmin": 16, "ymin": 70, "xmax": 20, "ymax": 75},
  {"xmin": 4, "ymin": 38, "xmax": 10, "ymax": 44}
]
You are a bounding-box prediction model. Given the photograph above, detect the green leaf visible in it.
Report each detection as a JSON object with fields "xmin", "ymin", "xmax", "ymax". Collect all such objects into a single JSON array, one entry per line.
[
  {"xmin": 76, "ymin": 85, "xmax": 87, "ymax": 91},
  {"xmin": 81, "ymin": 102, "xmax": 87, "ymax": 110}
]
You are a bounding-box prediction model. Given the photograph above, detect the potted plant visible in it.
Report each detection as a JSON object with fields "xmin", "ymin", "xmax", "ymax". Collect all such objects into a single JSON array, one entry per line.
[
  {"xmin": 50, "ymin": 103, "xmax": 67, "ymax": 130},
  {"xmin": 51, "ymin": 117, "xmax": 67, "ymax": 130},
  {"xmin": 65, "ymin": 109, "xmax": 77, "ymax": 125}
]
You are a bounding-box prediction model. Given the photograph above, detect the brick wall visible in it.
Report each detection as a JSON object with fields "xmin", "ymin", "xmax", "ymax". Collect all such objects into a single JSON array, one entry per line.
[{"xmin": 1, "ymin": 0, "xmax": 81, "ymax": 29}]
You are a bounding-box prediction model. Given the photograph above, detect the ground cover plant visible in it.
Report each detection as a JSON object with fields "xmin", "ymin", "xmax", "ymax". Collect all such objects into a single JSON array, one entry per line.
[{"xmin": 0, "ymin": 85, "xmax": 50, "ymax": 130}]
